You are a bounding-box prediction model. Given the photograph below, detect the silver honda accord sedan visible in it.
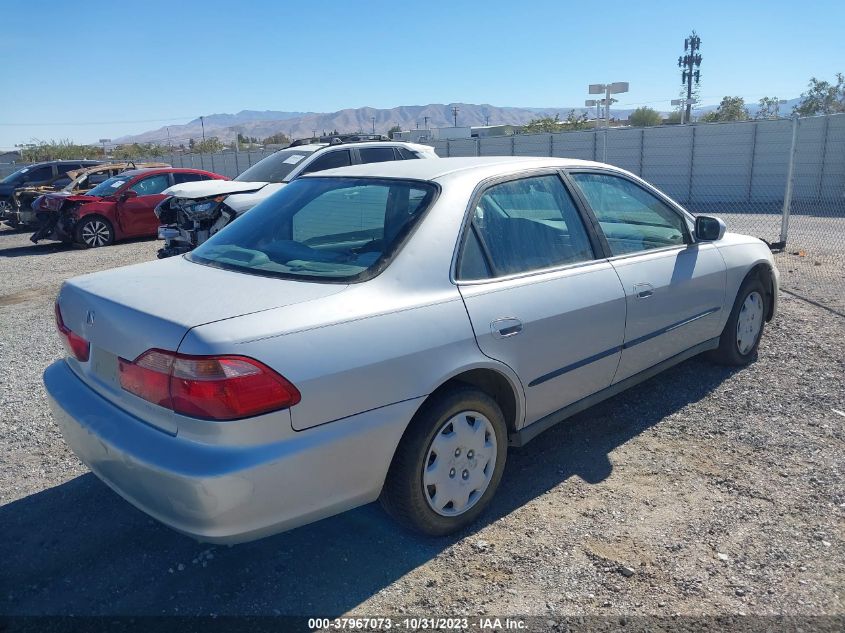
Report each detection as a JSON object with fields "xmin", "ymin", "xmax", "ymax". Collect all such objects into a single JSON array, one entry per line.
[{"xmin": 45, "ymin": 157, "xmax": 778, "ymax": 542}]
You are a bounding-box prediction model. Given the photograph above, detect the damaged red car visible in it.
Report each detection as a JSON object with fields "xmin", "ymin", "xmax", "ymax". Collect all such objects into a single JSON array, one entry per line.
[{"xmin": 31, "ymin": 167, "xmax": 226, "ymax": 248}]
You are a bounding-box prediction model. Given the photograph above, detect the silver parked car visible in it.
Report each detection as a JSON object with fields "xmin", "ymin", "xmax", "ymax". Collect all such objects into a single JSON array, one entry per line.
[{"xmin": 45, "ymin": 157, "xmax": 778, "ymax": 543}]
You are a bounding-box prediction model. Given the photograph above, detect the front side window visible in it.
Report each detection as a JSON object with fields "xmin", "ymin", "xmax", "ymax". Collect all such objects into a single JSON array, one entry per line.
[
  {"xmin": 300, "ymin": 150, "xmax": 352, "ymax": 175},
  {"xmin": 21, "ymin": 166, "xmax": 53, "ymax": 183},
  {"xmin": 189, "ymin": 177, "xmax": 437, "ymax": 282},
  {"xmin": 459, "ymin": 174, "xmax": 594, "ymax": 279},
  {"xmin": 130, "ymin": 174, "xmax": 171, "ymax": 195},
  {"xmin": 570, "ymin": 172, "xmax": 688, "ymax": 256}
]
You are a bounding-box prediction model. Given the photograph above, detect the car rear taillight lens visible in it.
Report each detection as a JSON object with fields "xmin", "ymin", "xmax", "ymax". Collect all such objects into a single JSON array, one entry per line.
[
  {"xmin": 118, "ymin": 349, "xmax": 301, "ymax": 421},
  {"xmin": 55, "ymin": 302, "xmax": 90, "ymax": 362}
]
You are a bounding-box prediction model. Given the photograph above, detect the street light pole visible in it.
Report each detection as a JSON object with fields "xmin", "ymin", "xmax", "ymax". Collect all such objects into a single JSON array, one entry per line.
[
  {"xmin": 200, "ymin": 116, "xmax": 206, "ymax": 143},
  {"xmin": 588, "ymin": 82, "xmax": 628, "ymax": 162}
]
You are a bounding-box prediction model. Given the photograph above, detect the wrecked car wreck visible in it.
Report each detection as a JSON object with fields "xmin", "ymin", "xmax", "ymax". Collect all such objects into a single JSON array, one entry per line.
[
  {"xmin": 155, "ymin": 140, "xmax": 437, "ymax": 258},
  {"xmin": 30, "ymin": 167, "xmax": 226, "ymax": 248},
  {"xmin": 16, "ymin": 162, "xmax": 170, "ymax": 228}
]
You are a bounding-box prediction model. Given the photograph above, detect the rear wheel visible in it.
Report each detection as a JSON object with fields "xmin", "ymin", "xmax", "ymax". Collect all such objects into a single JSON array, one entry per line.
[
  {"xmin": 75, "ymin": 216, "xmax": 114, "ymax": 248},
  {"xmin": 710, "ymin": 275, "xmax": 767, "ymax": 366},
  {"xmin": 380, "ymin": 387, "xmax": 507, "ymax": 536}
]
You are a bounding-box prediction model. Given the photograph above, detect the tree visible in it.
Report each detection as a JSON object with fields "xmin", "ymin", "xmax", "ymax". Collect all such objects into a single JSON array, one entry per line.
[
  {"xmin": 755, "ymin": 96, "xmax": 783, "ymax": 120},
  {"xmin": 193, "ymin": 137, "xmax": 224, "ymax": 153},
  {"xmin": 794, "ymin": 73, "xmax": 845, "ymax": 116},
  {"xmin": 262, "ymin": 132, "xmax": 291, "ymax": 145},
  {"xmin": 629, "ymin": 107, "xmax": 663, "ymax": 127},
  {"xmin": 387, "ymin": 125, "xmax": 402, "ymax": 139},
  {"xmin": 664, "ymin": 111, "xmax": 683, "ymax": 125},
  {"xmin": 523, "ymin": 110, "xmax": 590, "ymax": 134},
  {"xmin": 700, "ymin": 96, "xmax": 749, "ymax": 122}
]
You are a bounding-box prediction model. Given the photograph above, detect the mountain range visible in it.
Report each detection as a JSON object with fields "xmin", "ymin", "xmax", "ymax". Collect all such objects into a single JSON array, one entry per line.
[{"xmin": 115, "ymin": 99, "xmax": 801, "ymax": 146}]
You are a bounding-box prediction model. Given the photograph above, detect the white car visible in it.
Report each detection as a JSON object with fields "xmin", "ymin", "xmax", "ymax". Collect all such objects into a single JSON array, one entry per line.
[
  {"xmin": 47, "ymin": 157, "xmax": 778, "ymax": 543},
  {"xmin": 155, "ymin": 141, "xmax": 438, "ymax": 257}
]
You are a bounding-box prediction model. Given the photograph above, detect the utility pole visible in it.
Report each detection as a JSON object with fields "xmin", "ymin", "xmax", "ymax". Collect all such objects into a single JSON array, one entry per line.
[
  {"xmin": 451, "ymin": 106, "xmax": 459, "ymax": 127},
  {"xmin": 166, "ymin": 127, "xmax": 172, "ymax": 151},
  {"xmin": 678, "ymin": 31, "xmax": 702, "ymax": 123},
  {"xmin": 424, "ymin": 116, "xmax": 430, "ymax": 130},
  {"xmin": 485, "ymin": 114, "xmax": 490, "ymax": 126},
  {"xmin": 371, "ymin": 116, "xmax": 376, "ymax": 134}
]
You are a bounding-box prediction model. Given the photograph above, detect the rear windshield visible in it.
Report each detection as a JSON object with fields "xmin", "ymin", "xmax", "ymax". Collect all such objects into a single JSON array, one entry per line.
[
  {"xmin": 235, "ymin": 148, "xmax": 320, "ymax": 183},
  {"xmin": 188, "ymin": 177, "xmax": 438, "ymax": 282}
]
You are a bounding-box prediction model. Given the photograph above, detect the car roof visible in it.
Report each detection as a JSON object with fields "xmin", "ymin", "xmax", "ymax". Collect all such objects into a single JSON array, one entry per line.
[{"xmin": 305, "ymin": 156, "xmax": 611, "ymax": 182}]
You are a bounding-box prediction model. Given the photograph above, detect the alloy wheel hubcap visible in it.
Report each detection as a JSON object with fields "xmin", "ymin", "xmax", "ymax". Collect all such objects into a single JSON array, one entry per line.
[
  {"xmin": 81, "ymin": 221, "xmax": 110, "ymax": 247},
  {"xmin": 736, "ymin": 291, "xmax": 764, "ymax": 355},
  {"xmin": 423, "ymin": 410, "xmax": 497, "ymax": 517}
]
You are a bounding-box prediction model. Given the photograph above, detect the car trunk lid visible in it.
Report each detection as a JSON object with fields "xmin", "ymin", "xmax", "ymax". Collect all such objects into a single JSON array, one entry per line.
[{"xmin": 57, "ymin": 256, "xmax": 346, "ymax": 433}]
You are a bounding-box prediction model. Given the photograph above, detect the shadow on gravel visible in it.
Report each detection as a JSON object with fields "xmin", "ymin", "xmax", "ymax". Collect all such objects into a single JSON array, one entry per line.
[
  {"xmin": 0, "ymin": 235, "xmax": 155, "ymax": 257},
  {"xmin": 0, "ymin": 242, "xmax": 71, "ymax": 258},
  {"xmin": 0, "ymin": 357, "xmax": 739, "ymax": 616}
]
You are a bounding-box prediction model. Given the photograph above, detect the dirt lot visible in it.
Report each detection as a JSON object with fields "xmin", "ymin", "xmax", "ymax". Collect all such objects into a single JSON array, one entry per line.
[{"xmin": 0, "ymin": 226, "xmax": 843, "ymax": 625}]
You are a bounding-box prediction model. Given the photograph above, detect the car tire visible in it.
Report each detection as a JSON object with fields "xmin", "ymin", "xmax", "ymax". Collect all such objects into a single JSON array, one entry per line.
[
  {"xmin": 75, "ymin": 216, "xmax": 114, "ymax": 248},
  {"xmin": 380, "ymin": 386, "xmax": 508, "ymax": 536},
  {"xmin": 709, "ymin": 275, "xmax": 767, "ymax": 366}
]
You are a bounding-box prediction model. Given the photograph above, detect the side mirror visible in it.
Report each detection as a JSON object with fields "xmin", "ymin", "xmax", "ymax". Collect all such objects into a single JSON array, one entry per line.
[
  {"xmin": 695, "ymin": 215, "xmax": 727, "ymax": 242},
  {"xmin": 120, "ymin": 189, "xmax": 138, "ymax": 201}
]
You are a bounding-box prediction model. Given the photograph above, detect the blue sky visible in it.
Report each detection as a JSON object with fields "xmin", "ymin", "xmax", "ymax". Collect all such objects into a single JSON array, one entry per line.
[{"xmin": 1, "ymin": 0, "xmax": 842, "ymax": 149}]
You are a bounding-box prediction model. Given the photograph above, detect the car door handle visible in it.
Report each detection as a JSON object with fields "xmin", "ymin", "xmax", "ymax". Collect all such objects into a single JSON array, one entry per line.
[
  {"xmin": 490, "ymin": 318, "xmax": 523, "ymax": 338},
  {"xmin": 633, "ymin": 283, "xmax": 654, "ymax": 299}
]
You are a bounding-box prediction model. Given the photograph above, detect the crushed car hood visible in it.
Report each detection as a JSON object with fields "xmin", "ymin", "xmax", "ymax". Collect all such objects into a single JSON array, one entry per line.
[
  {"xmin": 163, "ymin": 180, "xmax": 269, "ymax": 199},
  {"xmin": 223, "ymin": 183, "xmax": 287, "ymax": 214}
]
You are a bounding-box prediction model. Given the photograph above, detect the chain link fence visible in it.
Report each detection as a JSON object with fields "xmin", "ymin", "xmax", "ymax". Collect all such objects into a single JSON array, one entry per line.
[{"xmin": 430, "ymin": 114, "xmax": 845, "ymax": 313}]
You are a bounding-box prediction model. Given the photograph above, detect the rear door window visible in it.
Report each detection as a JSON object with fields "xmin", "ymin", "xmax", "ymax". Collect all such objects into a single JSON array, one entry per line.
[
  {"xmin": 459, "ymin": 174, "xmax": 595, "ymax": 279},
  {"xmin": 173, "ymin": 172, "xmax": 211, "ymax": 184},
  {"xmin": 359, "ymin": 147, "xmax": 397, "ymax": 164}
]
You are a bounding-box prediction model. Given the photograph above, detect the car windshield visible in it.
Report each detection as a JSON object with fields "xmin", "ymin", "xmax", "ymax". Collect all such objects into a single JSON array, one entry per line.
[
  {"xmin": 234, "ymin": 148, "xmax": 320, "ymax": 183},
  {"xmin": 1, "ymin": 167, "xmax": 29, "ymax": 185},
  {"xmin": 188, "ymin": 177, "xmax": 437, "ymax": 282},
  {"xmin": 85, "ymin": 175, "xmax": 132, "ymax": 197}
]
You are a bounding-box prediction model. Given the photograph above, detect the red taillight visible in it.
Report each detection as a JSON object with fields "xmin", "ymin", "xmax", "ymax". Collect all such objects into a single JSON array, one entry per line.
[
  {"xmin": 118, "ymin": 349, "xmax": 301, "ymax": 421},
  {"xmin": 55, "ymin": 302, "xmax": 90, "ymax": 362}
]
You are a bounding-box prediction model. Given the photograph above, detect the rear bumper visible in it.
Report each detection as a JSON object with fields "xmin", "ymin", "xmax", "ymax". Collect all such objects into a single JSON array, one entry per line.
[{"xmin": 45, "ymin": 360, "xmax": 421, "ymax": 543}]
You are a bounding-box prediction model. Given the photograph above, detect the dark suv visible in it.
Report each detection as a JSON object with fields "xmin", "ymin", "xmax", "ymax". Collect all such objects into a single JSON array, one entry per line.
[{"xmin": 1, "ymin": 160, "xmax": 102, "ymax": 226}]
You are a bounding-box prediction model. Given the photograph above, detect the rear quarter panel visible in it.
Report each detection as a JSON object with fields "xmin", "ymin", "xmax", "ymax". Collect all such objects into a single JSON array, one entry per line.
[{"xmin": 178, "ymin": 284, "xmax": 507, "ymax": 431}]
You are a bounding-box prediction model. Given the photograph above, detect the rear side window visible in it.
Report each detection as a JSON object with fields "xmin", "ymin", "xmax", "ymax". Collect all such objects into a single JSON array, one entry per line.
[
  {"xmin": 398, "ymin": 147, "xmax": 421, "ymax": 160},
  {"xmin": 300, "ymin": 150, "xmax": 352, "ymax": 175},
  {"xmin": 359, "ymin": 147, "xmax": 396, "ymax": 164},
  {"xmin": 460, "ymin": 175, "xmax": 594, "ymax": 279}
]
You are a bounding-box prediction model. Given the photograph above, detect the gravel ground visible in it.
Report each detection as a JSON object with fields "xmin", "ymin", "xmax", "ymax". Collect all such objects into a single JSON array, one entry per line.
[{"xmin": 0, "ymin": 225, "xmax": 843, "ymax": 623}]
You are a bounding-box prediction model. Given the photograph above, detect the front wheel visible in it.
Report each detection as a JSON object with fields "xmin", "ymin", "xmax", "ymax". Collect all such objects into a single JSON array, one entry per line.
[
  {"xmin": 75, "ymin": 216, "xmax": 114, "ymax": 248},
  {"xmin": 709, "ymin": 275, "xmax": 767, "ymax": 366},
  {"xmin": 380, "ymin": 387, "xmax": 508, "ymax": 536}
]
